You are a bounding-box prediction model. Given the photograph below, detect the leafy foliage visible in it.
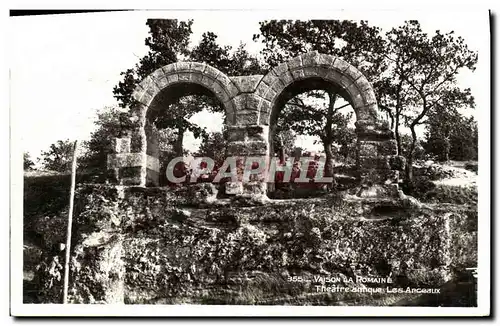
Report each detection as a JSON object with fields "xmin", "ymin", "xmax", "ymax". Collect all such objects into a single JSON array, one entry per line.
[
  {"xmin": 255, "ymin": 20, "xmax": 386, "ymax": 177},
  {"xmin": 24, "ymin": 152, "xmax": 35, "ymax": 171},
  {"xmin": 113, "ymin": 20, "xmax": 263, "ymax": 158},
  {"xmin": 195, "ymin": 131, "xmax": 228, "ymax": 167},
  {"xmin": 382, "ymin": 21, "xmax": 477, "ymax": 179},
  {"xmin": 423, "ymin": 109, "xmax": 478, "ymax": 162},
  {"xmin": 39, "ymin": 140, "xmax": 75, "ymax": 173}
]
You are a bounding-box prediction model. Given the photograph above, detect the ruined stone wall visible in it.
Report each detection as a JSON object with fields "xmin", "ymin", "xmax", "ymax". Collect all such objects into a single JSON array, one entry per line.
[
  {"xmin": 107, "ymin": 52, "xmax": 405, "ymax": 199},
  {"xmin": 58, "ymin": 184, "xmax": 476, "ymax": 305}
]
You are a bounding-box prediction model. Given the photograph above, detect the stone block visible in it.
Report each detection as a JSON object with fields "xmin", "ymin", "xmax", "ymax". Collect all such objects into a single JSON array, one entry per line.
[
  {"xmin": 358, "ymin": 156, "xmax": 392, "ymax": 170},
  {"xmin": 362, "ymin": 89, "xmax": 378, "ymax": 106},
  {"xmin": 246, "ymin": 125, "xmax": 265, "ymax": 139},
  {"xmin": 358, "ymin": 140, "xmax": 398, "ymax": 156},
  {"xmin": 271, "ymin": 62, "xmax": 289, "ymax": 77},
  {"xmin": 139, "ymin": 76, "xmax": 160, "ymax": 94},
  {"xmin": 259, "ymin": 98, "xmax": 272, "ymax": 114},
  {"xmin": 263, "ymin": 87, "xmax": 277, "ymax": 102},
  {"xmin": 131, "ymin": 85, "xmax": 145, "ymax": 103},
  {"xmin": 227, "ymin": 126, "xmax": 247, "ymax": 142},
  {"xmin": 356, "ymin": 104, "xmax": 382, "ymax": 124},
  {"xmin": 230, "ymin": 75, "xmax": 264, "ymax": 93},
  {"xmin": 227, "ymin": 140, "xmax": 268, "ymax": 156},
  {"xmin": 290, "ymin": 68, "xmax": 305, "ymax": 80},
  {"xmin": 270, "ymin": 80, "xmax": 284, "ymax": 95},
  {"xmin": 287, "ymin": 56, "xmax": 303, "ymax": 70},
  {"xmin": 166, "ymin": 73, "xmax": 179, "ymax": 84},
  {"xmin": 235, "ymin": 111, "xmax": 259, "ymax": 125},
  {"xmin": 243, "ymin": 181, "xmax": 267, "ymax": 194},
  {"xmin": 225, "ymin": 181, "xmax": 243, "ymax": 195},
  {"xmin": 203, "ymin": 65, "xmax": 221, "ymax": 80},
  {"xmin": 146, "ymin": 168, "xmax": 160, "ymax": 187},
  {"xmin": 318, "ymin": 53, "xmax": 335, "ymax": 66},
  {"xmin": 112, "ymin": 137, "xmax": 131, "ymax": 154},
  {"xmin": 108, "ymin": 153, "xmax": 147, "ymax": 169},
  {"xmin": 161, "ymin": 62, "xmax": 178, "ymax": 75},
  {"xmin": 147, "ymin": 155, "xmax": 160, "ymax": 172},
  {"xmin": 259, "ymin": 112, "xmax": 271, "ymax": 125},
  {"xmin": 200, "ymin": 75, "xmax": 215, "ymax": 89},
  {"xmin": 175, "ymin": 61, "xmax": 191, "ymax": 71},
  {"xmin": 358, "ymin": 143, "xmax": 378, "ymax": 157},
  {"xmin": 231, "ymin": 95, "xmax": 246, "ymax": 112},
  {"xmin": 246, "ymin": 94, "xmax": 261, "ymax": 111},
  {"xmin": 356, "ymin": 128, "xmax": 394, "ymax": 141},
  {"xmin": 303, "ymin": 66, "xmax": 320, "ymax": 77},
  {"xmin": 278, "ymin": 70, "xmax": 294, "ymax": 87},
  {"xmin": 225, "ymin": 81, "xmax": 241, "ymax": 99},
  {"xmin": 177, "ymin": 72, "xmax": 191, "ymax": 82},
  {"xmin": 190, "ymin": 72, "xmax": 204, "ymax": 85},
  {"xmin": 332, "ymin": 58, "xmax": 351, "ymax": 72},
  {"xmin": 150, "ymin": 67, "xmax": 167, "ymax": 84},
  {"xmin": 302, "ymin": 51, "xmax": 320, "ymax": 66},
  {"xmin": 217, "ymin": 74, "xmax": 240, "ymax": 99},
  {"xmin": 211, "ymin": 82, "xmax": 231, "ymax": 104},
  {"xmin": 344, "ymin": 65, "xmax": 363, "ymax": 82},
  {"xmin": 262, "ymin": 70, "xmax": 280, "ymax": 87},
  {"xmin": 326, "ymin": 70, "xmax": 354, "ymax": 89},
  {"xmin": 349, "ymin": 91, "xmax": 366, "ymax": 111},
  {"xmin": 189, "ymin": 62, "xmax": 206, "ymax": 73},
  {"xmin": 254, "ymin": 83, "xmax": 269, "ymax": 99},
  {"xmin": 355, "ymin": 75, "xmax": 373, "ymax": 92}
]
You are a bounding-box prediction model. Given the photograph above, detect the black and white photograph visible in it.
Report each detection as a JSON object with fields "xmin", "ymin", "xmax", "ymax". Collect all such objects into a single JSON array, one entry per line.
[{"xmin": 9, "ymin": 8, "xmax": 491, "ymax": 317}]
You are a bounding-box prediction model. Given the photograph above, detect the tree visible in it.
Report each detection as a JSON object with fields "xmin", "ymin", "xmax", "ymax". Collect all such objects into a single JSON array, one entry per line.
[
  {"xmin": 256, "ymin": 20, "xmax": 478, "ymax": 182},
  {"xmin": 195, "ymin": 131, "xmax": 228, "ymax": 167},
  {"xmin": 79, "ymin": 106, "xmax": 126, "ymax": 173},
  {"xmin": 424, "ymin": 109, "xmax": 478, "ymax": 161},
  {"xmin": 255, "ymin": 20, "xmax": 386, "ymax": 178},
  {"xmin": 272, "ymin": 128, "xmax": 296, "ymax": 162},
  {"xmin": 40, "ymin": 140, "xmax": 75, "ymax": 172},
  {"xmin": 383, "ymin": 21, "xmax": 477, "ymax": 180},
  {"xmin": 24, "ymin": 152, "xmax": 35, "ymax": 171},
  {"xmin": 448, "ymin": 116, "xmax": 477, "ymax": 161},
  {"xmin": 279, "ymin": 92, "xmax": 355, "ymax": 176},
  {"xmin": 114, "ymin": 20, "xmax": 263, "ymax": 158}
]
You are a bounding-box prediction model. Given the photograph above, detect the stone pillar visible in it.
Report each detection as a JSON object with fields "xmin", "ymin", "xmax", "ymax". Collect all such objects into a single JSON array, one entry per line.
[
  {"xmin": 225, "ymin": 124, "xmax": 269, "ymax": 197},
  {"xmin": 107, "ymin": 104, "xmax": 160, "ymax": 187},
  {"xmin": 355, "ymin": 120, "xmax": 405, "ymax": 198}
]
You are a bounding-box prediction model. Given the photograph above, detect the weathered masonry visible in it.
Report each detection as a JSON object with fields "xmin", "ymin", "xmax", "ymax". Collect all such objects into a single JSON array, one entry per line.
[{"xmin": 107, "ymin": 51, "xmax": 404, "ymax": 198}]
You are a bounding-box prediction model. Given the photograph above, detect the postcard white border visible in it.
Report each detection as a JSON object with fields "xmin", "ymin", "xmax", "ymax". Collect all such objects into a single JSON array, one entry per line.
[{"xmin": 8, "ymin": 7, "xmax": 491, "ymax": 317}]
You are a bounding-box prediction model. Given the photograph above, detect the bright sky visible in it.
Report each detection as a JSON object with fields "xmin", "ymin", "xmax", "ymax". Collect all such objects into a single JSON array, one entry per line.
[{"xmin": 10, "ymin": 10, "xmax": 489, "ymax": 159}]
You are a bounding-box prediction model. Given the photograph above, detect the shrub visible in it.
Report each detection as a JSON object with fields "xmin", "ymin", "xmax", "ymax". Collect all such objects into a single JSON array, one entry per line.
[
  {"xmin": 464, "ymin": 162, "xmax": 478, "ymax": 174},
  {"xmin": 402, "ymin": 176, "xmax": 437, "ymax": 198},
  {"xmin": 422, "ymin": 185, "xmax": 478, "ymax": 205}
]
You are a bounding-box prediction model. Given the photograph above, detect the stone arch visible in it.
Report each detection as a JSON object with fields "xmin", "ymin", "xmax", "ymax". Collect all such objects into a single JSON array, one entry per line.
[
  {"xmin": 108, "ymin": 53, "xmax": 404, "ymax": 198},
  {"xmin": 255, "ymin": 51, "xmax": 381, "ymax": 126},
  {"xmin": 131, "ymin": 61, "xmax": 240, "ymax": 124},
  {"xmin": 253, "ymin": 51, "xmax": 401, "ymax": 198},
  {"xmin": 107, "ymin": 62, "xmax": 241, "ymax": 187}
]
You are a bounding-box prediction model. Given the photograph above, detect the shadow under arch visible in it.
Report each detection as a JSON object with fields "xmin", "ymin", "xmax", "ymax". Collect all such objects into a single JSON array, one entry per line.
[{"xmin": 111, "ymin": 61, "xmax": 240, "ymax": 187}]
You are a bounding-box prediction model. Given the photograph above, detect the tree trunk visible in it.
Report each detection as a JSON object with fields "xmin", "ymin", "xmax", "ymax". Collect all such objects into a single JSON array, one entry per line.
[
  {"xmin": 324, "ymin": 92, "xmax": 337, "ymax": 180},
  {"xmin": 174, "ymin": 126, "xmax": 184, "ymax": 157},
  {"xmin": 443, "ymin": 136, "xmax": 450, "ymax": 162},
  {"xmin": 405, "ymin": 125, "xmax": 418, "ymax": 182},
  {"xmin": 323, "ymin": 141, "xmax": 334, "ymax": 178},
  {"xmin": 394, "ymin": 82, "xmax": 403, "ymax": 155},
  {"xmin": 395, "ymin": 114, "xmax": 402, "ymax": 155}
]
